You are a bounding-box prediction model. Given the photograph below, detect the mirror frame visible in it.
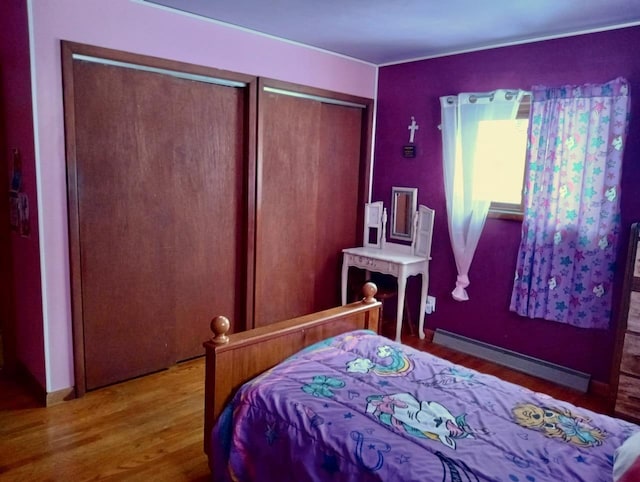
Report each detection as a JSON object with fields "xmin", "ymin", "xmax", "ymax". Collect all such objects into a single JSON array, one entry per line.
[{"xmin": 390, "ymin": 186, "xmax": 417, "ymax": 241}]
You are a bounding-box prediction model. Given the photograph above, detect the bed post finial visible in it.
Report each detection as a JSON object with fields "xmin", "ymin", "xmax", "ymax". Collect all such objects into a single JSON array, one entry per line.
[
  {"xmin": 362, "ymin": 282, "xmax": 378, "ymax": 304},
  {"xmin": 210, "ymin": 316, "xmax": 230, "ymax": 345}
]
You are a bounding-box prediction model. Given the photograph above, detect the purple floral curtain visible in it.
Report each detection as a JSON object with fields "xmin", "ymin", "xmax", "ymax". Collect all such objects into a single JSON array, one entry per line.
[{"xmin": 510, "ymin": 77, "xmax": 630, "ymax": 329}]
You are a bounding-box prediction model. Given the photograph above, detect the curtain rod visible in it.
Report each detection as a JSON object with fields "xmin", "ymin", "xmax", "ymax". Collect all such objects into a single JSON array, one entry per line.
[{"xmin": 445, "ymin": 90, "xmax": 531, "ymax": 104}]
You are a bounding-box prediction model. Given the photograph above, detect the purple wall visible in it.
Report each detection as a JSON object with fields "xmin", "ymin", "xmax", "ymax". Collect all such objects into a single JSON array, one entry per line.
[
  {"xmin": 0, "ymin": 0, "xmax": 45, "ymax": 387},
  {"xmin": 374, "ymin": 26, "xmax": 640, "ymax": 383}
]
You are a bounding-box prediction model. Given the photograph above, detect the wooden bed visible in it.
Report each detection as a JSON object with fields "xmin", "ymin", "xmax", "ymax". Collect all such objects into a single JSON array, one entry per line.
[
  {"xmin": 203, "ymin": 282, "xmax": 639, "ymax": 481},
  {"xmin": 202, "ymin": 282, "xmax": 382, "ymax": 454}
]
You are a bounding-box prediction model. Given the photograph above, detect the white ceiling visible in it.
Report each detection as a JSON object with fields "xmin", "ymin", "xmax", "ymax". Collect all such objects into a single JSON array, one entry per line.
[{"xmin": 144, "ymin": 0, "xmax": 640, "ymax": 65}]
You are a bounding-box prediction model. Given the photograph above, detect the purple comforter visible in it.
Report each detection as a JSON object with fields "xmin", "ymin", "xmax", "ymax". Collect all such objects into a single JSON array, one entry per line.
[{"xmin": 211, "ymin": 330, "xmax": 638, "ymax": 481}]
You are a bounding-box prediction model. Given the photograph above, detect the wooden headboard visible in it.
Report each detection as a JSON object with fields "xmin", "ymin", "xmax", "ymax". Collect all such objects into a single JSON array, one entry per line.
[{"xmin": 202, "ymin": 283, "xmax": 382, "ymax": 453}]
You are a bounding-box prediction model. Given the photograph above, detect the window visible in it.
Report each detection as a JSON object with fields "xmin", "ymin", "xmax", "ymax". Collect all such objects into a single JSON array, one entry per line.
[{"xmin": 472, "ymin": 96, "xmax": 530, "ymax": 219}]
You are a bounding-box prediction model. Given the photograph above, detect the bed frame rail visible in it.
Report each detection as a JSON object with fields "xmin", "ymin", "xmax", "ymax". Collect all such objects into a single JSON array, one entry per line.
[{"xmin": 203, "ymin": 282, "xmax": 381, "ymax": 453}]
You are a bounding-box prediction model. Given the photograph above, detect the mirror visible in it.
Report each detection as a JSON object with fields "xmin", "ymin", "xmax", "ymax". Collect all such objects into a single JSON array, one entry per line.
[{"xmin": 390, "ymin": 187, "xmax": 417, "ymax": 241}]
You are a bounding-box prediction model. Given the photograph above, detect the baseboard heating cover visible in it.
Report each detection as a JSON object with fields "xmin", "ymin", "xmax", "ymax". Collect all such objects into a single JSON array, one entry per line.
[{"xmin": 432, "ymin": 329, "xmax": 590, "ymax": 393}]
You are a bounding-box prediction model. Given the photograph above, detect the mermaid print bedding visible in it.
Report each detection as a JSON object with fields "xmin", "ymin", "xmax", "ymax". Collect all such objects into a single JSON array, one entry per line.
[{"xmin": 210, "ymin": 330, "xmax": 638, "ymax": 481}]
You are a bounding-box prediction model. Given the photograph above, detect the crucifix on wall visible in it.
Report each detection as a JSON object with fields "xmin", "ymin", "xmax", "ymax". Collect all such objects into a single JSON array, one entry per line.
[
  {"xmin": 403, "ymin": 116, "xmax": 419, "ymax": 158},
  {"xmin": 408, "ymin": 116, "xmax": 419, "ymax": 143}
]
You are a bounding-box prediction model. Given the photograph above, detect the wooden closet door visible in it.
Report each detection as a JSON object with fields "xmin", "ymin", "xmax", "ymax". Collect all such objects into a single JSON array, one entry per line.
[
  {"xmin": 314, "ymin": 103, "xmax": 362, "ymax": 309},
  {"xmin": 254, "ymin": 86, "xmax": 365, "ymax": 326},
  {"xmin": 70, "ymin": 59, "xmax": 247, "ymax": 389},
  {"xmin": 255, "ymin": 91, "xmax": 321, "ymax": 325}
]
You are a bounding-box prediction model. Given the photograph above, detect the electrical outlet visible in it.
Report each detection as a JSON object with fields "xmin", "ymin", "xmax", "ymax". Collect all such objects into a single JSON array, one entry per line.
[{"xmin": 426, "ymin": 295, "xmax": 436, "ymax": 314}]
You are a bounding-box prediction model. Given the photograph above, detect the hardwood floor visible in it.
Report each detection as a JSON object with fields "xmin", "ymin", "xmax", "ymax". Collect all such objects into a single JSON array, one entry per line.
[
  {"xmin": 0, "ymin": 327, "xmax": 612, "ymax": 481},
  {"xmin": 0, "ymin": 360, "xmax": 210, "ymax": 481}
]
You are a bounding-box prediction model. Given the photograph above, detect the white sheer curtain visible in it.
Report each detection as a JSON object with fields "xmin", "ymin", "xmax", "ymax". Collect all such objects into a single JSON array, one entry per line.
[{"xmin": 440, "ymin": 90, "xmax": 524, "ymax": 301}]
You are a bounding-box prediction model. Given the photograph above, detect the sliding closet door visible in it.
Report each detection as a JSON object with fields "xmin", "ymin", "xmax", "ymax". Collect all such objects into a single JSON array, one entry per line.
[
  {"xmin": 314, "ymin": 103, "xmax": 363, "ymax": 309},
  {"xmin": 255, "ymin": 91, "xmax": 320, "ymax": 325},
  {"xmin": 254, "ymin": 82, "xmax": 368, "ymax": 326},
  {"xmin": 64, "ymin": 44, "xmax": 252, "ymax": 391}
]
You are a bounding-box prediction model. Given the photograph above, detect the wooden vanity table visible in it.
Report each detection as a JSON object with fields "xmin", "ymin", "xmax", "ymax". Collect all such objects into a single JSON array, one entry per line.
[
  {"xmin": 342, "ymin": 198, "xmax": 434, "ymax": 343},
  {"xmin": 341, "ymin": 243, "xmax": 429, "ymax": 342}
]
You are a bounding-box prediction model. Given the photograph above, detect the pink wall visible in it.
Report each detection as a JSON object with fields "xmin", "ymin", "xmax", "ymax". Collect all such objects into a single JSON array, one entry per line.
[
  {"xmin": 0, "ymin": 1, "xmax": 45, "ymax": 387},
  {"xmin": 374, "ymin": 26, "xmax": 640, "ymax": 383},
  {"xmin": 29, "ymin": 0, "xmax": 377, "ymax": 392}
]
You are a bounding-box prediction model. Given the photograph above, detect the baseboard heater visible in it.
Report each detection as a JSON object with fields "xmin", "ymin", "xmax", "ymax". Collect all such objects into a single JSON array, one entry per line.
[{"xmin": 432, "ymin": 329, "xmax": 590, "ymax": 393}]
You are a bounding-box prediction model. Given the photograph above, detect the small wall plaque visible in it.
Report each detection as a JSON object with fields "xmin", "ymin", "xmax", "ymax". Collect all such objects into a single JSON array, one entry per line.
[{"xmin": 403, "ymin": 145, "xmax": 416, "ymax": 158}]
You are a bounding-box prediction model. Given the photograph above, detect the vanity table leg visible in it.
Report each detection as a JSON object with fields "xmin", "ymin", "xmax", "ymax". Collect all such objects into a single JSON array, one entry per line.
[
  {"xmin": 341, "ymin": 257, "xmax": 349, "ymax": 305},
  {"xmin": 418, "ymin": 270, "xmax": 429, "ymax": 340},
  {"xmin": 395, "ymin": 272, "xmax": 407, "ymax": 343}
]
